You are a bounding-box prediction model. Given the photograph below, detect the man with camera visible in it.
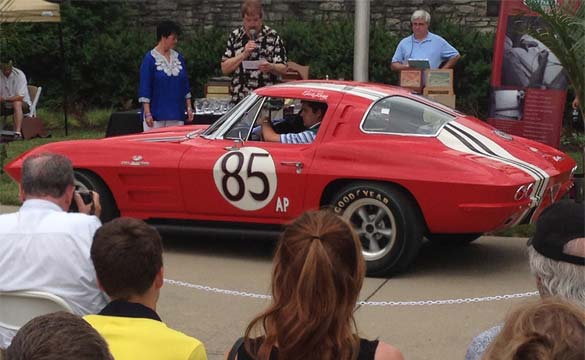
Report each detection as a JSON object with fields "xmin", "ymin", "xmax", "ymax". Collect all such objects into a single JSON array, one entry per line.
[{"xmin": 0, "ymin": 153, "xmax": 108, "ymax": 349}]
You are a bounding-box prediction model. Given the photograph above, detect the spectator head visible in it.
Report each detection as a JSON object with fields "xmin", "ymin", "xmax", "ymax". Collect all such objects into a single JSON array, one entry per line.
[
  {"xmin": 527, "ymin": 200, "xmax": 585, "ymax": 305},
  {"xmin": 483, "ymin": 297, "xmax": 585, "ymax": 360},
  {"xmin": 241, "ymin": 0, "xmax": 263, "ymax": 36},
  {"xmin": 411, "ymin": 9, "xmax": 431, "ymax": 25},
  {"xmin": 156, "ymin": 20, "xmax": 181, "ymax": 41},
  {"xmin": 245, "ymin": 210, "xmax": 365, "ymax": 359},
  {"xmin": 20, "ymin": 153, "xmax": 75, "ymax": 207},
  {"xmin": 5, "ymin": 311, "xmax": 113, "ymax": 360},
  {"xmin": 91, "ymin": 217, "xmax": 163, "ymax": 300},
  {"xmin": 241, "ymin": 0, "xmax": 263, "ymax": 18},
  {"xmin": 0, "ymin": 58, "xmax": 13, "ymax": 77}
]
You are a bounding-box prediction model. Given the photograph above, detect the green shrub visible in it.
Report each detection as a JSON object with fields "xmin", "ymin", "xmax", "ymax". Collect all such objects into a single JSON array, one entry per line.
[
  {"xmin": 181, "ymin": 27, "xmax": 228, "ymax": 98},
  {"xmin": 279, "ymin": 19, "xmax": 397, "ymax": 83}
]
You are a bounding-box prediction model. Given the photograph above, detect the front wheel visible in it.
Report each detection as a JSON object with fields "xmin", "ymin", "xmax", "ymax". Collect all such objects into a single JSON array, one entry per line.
[
  {"xmin": 331, "ymin": 182, "xmax": 423, "ymax": 277},
  {"xmin": 74, "ymin": 170, "xmax": 119, "ymax": 222}
]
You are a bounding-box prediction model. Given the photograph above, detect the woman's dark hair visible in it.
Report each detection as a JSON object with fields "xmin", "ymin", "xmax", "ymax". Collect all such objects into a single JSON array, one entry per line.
[
  {"xmin": 244, "ymin": 210, "xmax": 365, "ymax": 360},
  {"xmin": 156, "ymin": 20, "xmax": 181, "ymax": 41}
]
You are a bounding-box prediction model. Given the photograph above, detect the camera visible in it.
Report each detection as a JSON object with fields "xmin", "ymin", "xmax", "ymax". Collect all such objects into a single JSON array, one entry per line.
[{"xmin": 69, "ymin": 190, "xmax": 93, "ymax": 213}]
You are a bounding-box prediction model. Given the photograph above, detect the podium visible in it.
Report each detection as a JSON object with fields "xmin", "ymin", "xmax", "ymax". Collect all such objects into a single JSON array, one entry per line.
[
  {"xmin": 205, "ymin": 77, "xmax": 231, "ymax": 100},
  {"xmin": 399, "ymin": 70, "xmax": 423, "ymax": 93},
  {"xmin": 423, "ymin": 69, "xmax": 455, "ymax": 108},
  {"xmin": 399, "ymin": 68, "xmax": 456, "ymax": 108}
]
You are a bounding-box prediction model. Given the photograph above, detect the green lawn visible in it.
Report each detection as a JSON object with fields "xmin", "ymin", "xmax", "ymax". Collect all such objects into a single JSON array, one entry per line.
[{"xmin": 0, "ymin": 128, "xmax": 105, "ymax": 205}]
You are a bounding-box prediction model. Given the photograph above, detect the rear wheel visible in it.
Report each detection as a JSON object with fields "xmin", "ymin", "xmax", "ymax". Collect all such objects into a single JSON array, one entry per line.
[
  {"xmin": 74, "ymin": 170, "xmax": 119, "ymax": 222},
  {"xmin": 331, "ymin": 182, "xmax": 423, "ymax": 277}
]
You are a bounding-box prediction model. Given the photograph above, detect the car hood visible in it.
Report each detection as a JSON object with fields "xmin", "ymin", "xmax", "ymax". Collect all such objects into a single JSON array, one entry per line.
[
  {"xmin": 3, "ymin": 125, "xmax": 209, "ymax": 182},
  {"xmin": 101, "ymin": 125, "xmax": 208, "ymax": 143}
]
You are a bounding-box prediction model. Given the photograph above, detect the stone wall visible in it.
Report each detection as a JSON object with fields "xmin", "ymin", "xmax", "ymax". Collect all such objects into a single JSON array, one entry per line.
[{"xmin": 138, "ymin": 0, "xmax": 498, "ymax": 33}]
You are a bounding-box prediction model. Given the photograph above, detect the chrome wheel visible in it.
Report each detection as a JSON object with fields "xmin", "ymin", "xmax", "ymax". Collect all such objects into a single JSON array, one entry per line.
[
  {"xmin": 342, "ymin": 198, "xmax": 397, "ymax": 261},
  {"xmin": 331, "ymin": 182, "xmax": 424, "ymax": 276}
]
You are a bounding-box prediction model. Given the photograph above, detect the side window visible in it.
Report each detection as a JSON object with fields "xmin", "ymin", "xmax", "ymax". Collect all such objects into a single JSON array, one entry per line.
[
  {"xmin": 224, "ymin": 98, "xmax": 264, "ymax": 140},
  {"xmin": 247, "ymin": 97, "xmax": 306, "ymax": 142},
  {"xmin": 259, "ymin": 97, "xmax": 302, "ymax": 123},
  {"xmin": 362, "ymin": 96, "xmax": 454, "ymax": 136}
]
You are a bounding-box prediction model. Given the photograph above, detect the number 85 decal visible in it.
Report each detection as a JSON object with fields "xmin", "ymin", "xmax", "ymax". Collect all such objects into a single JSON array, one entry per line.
[{"xmin": 213, "ymin": 147, "xmax": 278, "ymax": 211}]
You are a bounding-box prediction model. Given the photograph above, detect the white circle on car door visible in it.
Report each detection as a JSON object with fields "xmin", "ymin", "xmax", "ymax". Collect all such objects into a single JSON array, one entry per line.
[{"xmin": 213, "ymin": 147, "xmax": 278, "ymax": 211}]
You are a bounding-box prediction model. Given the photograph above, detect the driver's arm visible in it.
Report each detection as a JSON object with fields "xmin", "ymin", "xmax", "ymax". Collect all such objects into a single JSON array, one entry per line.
[{"xmin": 259, "ymin": 117, "xmax": 281, "ymax": 142}]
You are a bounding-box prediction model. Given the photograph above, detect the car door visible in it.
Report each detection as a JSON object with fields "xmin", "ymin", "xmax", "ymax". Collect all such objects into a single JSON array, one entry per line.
[
  {"xmin": 179, "ymin": 140, "xmax": 316, "ymax": 223},
  {"xmin": 180, "ymin": 89, "xmax": 342, "ymax": 223},
  {"xmin": 178, "ymin": 97, "xmax": 311, "ymax": 223}
]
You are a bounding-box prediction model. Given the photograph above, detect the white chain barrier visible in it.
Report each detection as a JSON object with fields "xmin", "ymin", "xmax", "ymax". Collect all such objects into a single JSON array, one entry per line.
[{"xmin": 164, "ymin": 278, "xmax": 538, "ymax": 306}]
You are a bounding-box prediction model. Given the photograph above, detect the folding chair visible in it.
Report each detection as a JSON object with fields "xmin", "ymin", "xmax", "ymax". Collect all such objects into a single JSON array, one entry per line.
[
  {"xmin": 25, "ymin": 85, "xmax": 42, "ymax": 118},
  {"xmin": 0, "ymin": 290, "xmax": 73, "ymax": 331},
  {"xmin": 21, "ymin": 86, "xmax": 49, "ymax": 139}
]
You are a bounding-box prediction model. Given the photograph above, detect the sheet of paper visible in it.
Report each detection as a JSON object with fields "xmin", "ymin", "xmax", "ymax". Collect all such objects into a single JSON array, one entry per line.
[{"xmin": 243, "ymin": 60, "xmax": 260, "ymax": 70}]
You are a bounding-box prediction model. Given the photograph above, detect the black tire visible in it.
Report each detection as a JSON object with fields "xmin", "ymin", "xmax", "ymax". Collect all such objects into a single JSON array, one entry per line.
[
  {"xmin": 426, "ymin": 233, "xmax": 482, "ymax": 244},
  {"xmin": 331, "ymin": 182, "xmax": 423, "ymax": 277},
  {"xmin": 74, "ymin": 170, "xmax": 119, "ymax": 222}
]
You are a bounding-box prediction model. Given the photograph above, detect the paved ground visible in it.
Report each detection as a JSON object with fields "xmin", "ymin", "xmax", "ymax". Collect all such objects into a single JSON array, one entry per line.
[
  {"xmin": 1, "ymin": 204, "xmax": 536, "ymax": 359},
  {"xmin": 158, "ymin": 233, "xmax": 536, "ymax": 360}
]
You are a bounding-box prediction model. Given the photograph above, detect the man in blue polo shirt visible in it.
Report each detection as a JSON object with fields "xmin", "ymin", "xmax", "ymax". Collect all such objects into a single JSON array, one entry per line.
[{"xmin": 391, "ymin": 10, "xmax": 460, "ymax": 71}]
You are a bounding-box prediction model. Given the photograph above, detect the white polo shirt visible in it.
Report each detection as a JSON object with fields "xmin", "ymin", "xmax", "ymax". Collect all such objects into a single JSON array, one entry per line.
[
  {"xmin": 0, "ymin": 67, "xmax": 31, "ymax": 107},
  {"xmin": 0, "ymin": 199, "xmax": 108, "ymax": 348}
]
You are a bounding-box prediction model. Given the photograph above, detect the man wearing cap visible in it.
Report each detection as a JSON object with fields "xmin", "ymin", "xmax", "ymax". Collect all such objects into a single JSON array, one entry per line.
[
  {"xmin": 465, "ymin": 200, "xmax": 585, "ymax": 360},
  {"xmin": 0, "ymin": 59, "xmax": 31, "ymax": 140}
]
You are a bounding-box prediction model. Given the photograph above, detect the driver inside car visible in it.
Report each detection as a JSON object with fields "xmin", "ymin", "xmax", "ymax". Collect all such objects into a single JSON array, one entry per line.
[{"xmin": 257, "ymin": 100, "xmax": 327, "ymax": 144}]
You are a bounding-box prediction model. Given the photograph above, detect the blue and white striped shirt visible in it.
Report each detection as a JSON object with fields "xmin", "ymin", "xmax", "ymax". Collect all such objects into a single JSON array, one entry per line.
[{"xmin": 280, "ymin": 122, "xmax": 320, "ymax": 144}]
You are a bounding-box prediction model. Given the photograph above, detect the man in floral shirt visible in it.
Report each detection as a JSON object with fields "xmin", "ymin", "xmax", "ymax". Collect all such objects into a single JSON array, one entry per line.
[{"xmin": 221, "ymin": 0, "xmax": 287, "ymax": 104}]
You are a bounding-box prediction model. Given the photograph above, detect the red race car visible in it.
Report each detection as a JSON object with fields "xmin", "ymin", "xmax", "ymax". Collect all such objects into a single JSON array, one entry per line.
[{"xmin": 5, "ymin": 81, "xmax": 577, "ymax": 276}]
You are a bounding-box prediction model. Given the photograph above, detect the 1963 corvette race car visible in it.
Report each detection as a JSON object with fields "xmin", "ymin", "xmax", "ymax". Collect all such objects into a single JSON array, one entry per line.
[{"xmin": 5, "ymin": 81, "xmax": 577, "ymax": 276}]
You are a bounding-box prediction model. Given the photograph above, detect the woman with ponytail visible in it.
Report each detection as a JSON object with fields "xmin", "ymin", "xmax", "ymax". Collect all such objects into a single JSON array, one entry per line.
[{"xmin": 225, "ymin": 210, "xmax": 404, "ymax": 360}]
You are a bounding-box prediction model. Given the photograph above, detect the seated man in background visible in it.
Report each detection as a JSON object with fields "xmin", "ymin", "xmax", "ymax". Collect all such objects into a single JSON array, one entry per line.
[
  {"xmin": 259, "ymin": 100, "xmax": 326, "ymax": 144},
  {"xmin": 465, "ymin": 200, "xmax": 585, "ymax": 360},
  {"xmin": 0, "ymin": 59, "xmax": 31, "ymax": 139},
  {"xmin": 0, "ymin": 153, "xmax": 107, "ymax": 349},
  {"xmin": 85, "ymin": 217, "xmax": 207, "ymax": 360},
  {"xmin": 5, "ymin": 312, "xmax": 113, "ymax": 360}
]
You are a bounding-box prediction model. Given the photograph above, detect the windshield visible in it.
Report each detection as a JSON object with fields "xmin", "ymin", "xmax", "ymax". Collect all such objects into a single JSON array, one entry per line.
[{"xmin": 202, "ymin": 94, "xmax": 257, "ymax": 137}]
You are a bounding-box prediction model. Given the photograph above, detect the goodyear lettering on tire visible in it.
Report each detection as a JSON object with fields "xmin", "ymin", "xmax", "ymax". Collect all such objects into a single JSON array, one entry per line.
[{"xmin": 334, "ymin": 188, "xmax": 391, "ymax": 213}]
